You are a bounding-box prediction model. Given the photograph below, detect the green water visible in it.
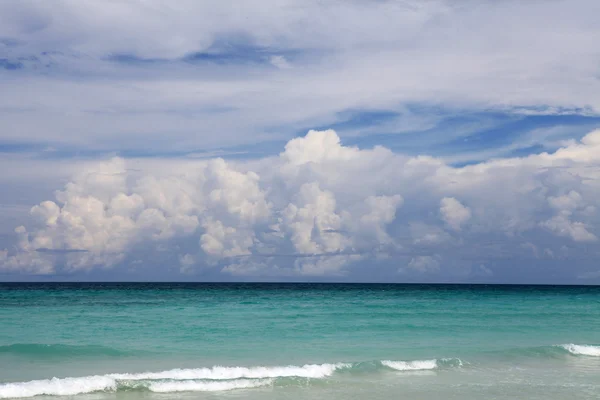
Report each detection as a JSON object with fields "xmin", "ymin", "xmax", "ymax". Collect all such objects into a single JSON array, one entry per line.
[{"xmin": 1, "ymin": 283, "xmax": 600, "ymax": 399}]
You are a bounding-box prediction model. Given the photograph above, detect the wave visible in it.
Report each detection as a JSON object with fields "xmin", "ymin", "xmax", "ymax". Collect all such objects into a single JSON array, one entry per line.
[
  {"xmin": 479, "ymin": 343, "xmax": 600, "ymax": 360},
  {"xmin": 559, "ymin": 344, "xmax": 600, "ymax": 356},
  {"xmin": 0, "ymin": 376, "xmax": 275, "ymax": 398},
  {"xmin": 147, "ymin": 379, "xmax": 273, "ymax": 393},
  {"xmin": 0, "ymin": 359, "xmax": 461, "ymax": 398},
  {"xmin": 381, "ymin": 358, "xmax": 462, "ymax": 371},
  {"xmin": 0, "ymin": 344, "xmax": 129, "ymax": 358},
  {"xmin": 381, "ymin": 359, "xmax": 437, "ymax": 371},
  {"xmin": 109, "ymin": 362, "xmax": 350, "ymax": 380},
  {"xmin": 0, "ymin": 376, "xmax": 117, "ymax": 399},
  {"xmin": 0, "ymin": 363, "xmax": 347, "ymax": 398}
]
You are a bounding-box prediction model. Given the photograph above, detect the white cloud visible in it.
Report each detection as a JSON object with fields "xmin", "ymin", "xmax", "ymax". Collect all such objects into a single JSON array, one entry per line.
[
  {"xmin": 541, "ymin": 214, "xmax": 597, "ymax": 242},
  {"xmin": 281, "ymin": 182, "xmax": 347, "ymax": 255},
  {"xmin": 542, "ymin": 189, "xmax": 597, "ymax": 242},
  {"xmin": 281, "ymin": 129, "xmax": 361, "ymax": 167},
  {"xmin": 3, "ymin": 1, "xmax": 600, "ymax": 282},
  {"xmin": 1, "ymin": 128, "xmax": 600, "ymax": 279},
  {"xmin": 548, "ymin": 191, "xmax": 584, "ymax": 212},
  {"xmin": 1, "ymin": 0, "xmax": 600, "ymax": 156},
  {"xmin": 440, "ymin": 197, "xmax": 471, "ymax": 231}
]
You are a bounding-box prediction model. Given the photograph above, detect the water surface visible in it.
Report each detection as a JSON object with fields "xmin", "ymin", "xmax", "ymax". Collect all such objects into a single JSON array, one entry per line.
[{"xmin": 1, "ymin": 283, "xmax": 599, "ymax": 399}]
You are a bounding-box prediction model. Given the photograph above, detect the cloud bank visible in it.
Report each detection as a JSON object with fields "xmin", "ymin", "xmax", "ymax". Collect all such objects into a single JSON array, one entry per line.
[
  {"xmin": 2, "ymin": 129, "xmax": 600, "ymax": 281},
  {"xmin": 1, "ymin": 0, "xmax": 600, "ymax": 158},
  {"xmin": 2, "ymin": 0, "xmax": 600, "ymax": 281}
]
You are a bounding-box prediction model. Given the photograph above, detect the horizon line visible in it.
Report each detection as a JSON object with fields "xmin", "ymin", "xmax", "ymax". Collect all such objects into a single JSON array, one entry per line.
[{"xmin": 1, "ymin": 281, "xmax": 599, "ymax": 287}]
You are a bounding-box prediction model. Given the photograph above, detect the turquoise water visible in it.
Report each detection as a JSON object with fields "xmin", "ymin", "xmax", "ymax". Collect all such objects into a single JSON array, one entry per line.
[{"xmin": 1, "ymin": 283, "xmax": 600, "ymax": 399}]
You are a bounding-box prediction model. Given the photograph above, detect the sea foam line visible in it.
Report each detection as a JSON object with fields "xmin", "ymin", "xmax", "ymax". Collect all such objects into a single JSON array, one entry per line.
[
  {"xmin": 559, "ymin": 344, "xmax": 600, "ymax": 356},
  {"xmin": 381, "ymin": 359, "xmax": 438, "ymax": 371},
  {"xmin": 0, "ymin": 363, "xmax": 350, "ymax": 399},
  {"xmin": 0, "ymin": 376, "xmax": 116, "ymax": 399},
  {"xmin": 380, "ymin": 358, "xmax": 462, "ymax": 371},
  {"xmin": 147, "ymin": 378, "xmax": 273, "ymax": 393},
  {"xmin": 109, "ymin": 362, "xmax": 351, "ymax": 380},
  {"xmin": 0, "ymin": 359, "xmax": 466, "ymax": 398},
  {"xmin": 0, "ymin": 377, "xmax": 275, "ymax": 398}
]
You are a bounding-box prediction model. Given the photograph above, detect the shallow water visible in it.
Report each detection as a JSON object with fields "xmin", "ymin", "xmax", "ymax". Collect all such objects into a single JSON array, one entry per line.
[{"xmin": 1, "ymin": 283, "xmax": 600, "ymax": 399}]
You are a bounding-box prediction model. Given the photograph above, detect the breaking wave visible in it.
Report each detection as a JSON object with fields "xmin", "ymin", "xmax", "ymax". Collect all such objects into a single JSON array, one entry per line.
[
  {"xmin": 0, "ymin": 376, "xmax": 117, "ymax": 399},
  {"xmin": 381, "ymin": 358, "xmax": 462, "ymax": 371},
  {"xmin": 0, "ymin": 376, "xmax": 276, "ymax": 398},
  {"xmin": 0, "ymin": 363, "xmax": 347, "ymax": 398},
  {"xmin": 146, "ymin": 379, "xmax": 273, "ymax": 393},
  {"xmin": 381, "ymin": 359, "xmax": 437, "ymax": 371},
  {"xmin": 0, "ymin": 359, "xmax": 462, "ymax": 398},
  {"xmin": 108, "ymin": 363, "xmax": 349, "ymax": 380},
  {"xmin": 559, "ymin": 344, "xmax": 600, "ymax": 356}
]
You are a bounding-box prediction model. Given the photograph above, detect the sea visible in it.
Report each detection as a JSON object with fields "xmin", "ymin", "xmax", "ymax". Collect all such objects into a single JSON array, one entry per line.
[{"xmin": 1, "ymin": 283, "xmax": 600, "ymax": 400}]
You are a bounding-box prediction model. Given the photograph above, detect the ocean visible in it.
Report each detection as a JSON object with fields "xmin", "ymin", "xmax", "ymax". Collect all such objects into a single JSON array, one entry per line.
[{"xmin": 1, "ymin": 283, "xmax": 599, "ymax": 399}]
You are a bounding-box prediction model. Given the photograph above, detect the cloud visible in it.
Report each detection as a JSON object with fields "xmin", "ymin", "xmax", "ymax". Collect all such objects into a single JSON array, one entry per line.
[
  {"xmin": 403, "ymin": 255, "xmax": 441, "ymax": 274},
  {"xmin": 439, "ymin": 197, "xmax": 471, "ymax": 231},
  {"xmin": 540, "ymin": 214, "xmax": 597, "ymax": 242},
  {"xmin": 269, "ymin": 55, "xmax": 292, "ymax": 70},
  {"xmin": 541, "ymin": 190, "xmax": 597, "ymax": 242},
  {"xmin": 1, "ymin": 0, "xmax": 600, "ymax": 161},
  {"xmin": 1, "ymin": 128, "xmax": 600, "ymax": 281},
  {"xmin": 548, "ymin": 191, "xmax": 584, "ymax": 212}
]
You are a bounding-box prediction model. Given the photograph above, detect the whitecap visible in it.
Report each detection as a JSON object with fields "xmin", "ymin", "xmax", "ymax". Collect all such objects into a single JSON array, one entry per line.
[
  {"xmin": 0, "ymin": 376, "xmax": 116, "ymax": 399},
  {"xmin": 381, "ymin": 359, "xmax": 438, "ymax": 371},
  {"xmin": 147, "ymin": 378, "xmax": 272, "ymax": 393},
  {"xmin": 109, "ymin": 362, "xmax": 350, "ymax": 380},
  {"xmin": 0, "ymin": 362, "xmax": 351, "ymax": 398},
  {"xmin": 560, "ymin": 344, "xmax": 600, "ymax": 356}
]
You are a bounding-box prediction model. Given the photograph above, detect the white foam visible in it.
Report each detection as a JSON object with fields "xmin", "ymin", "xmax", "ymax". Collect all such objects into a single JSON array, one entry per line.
[
  {"xmin": 0, "ymin": 363, "xmax": 350, "ymax": 398},
  {"xmin": 560, "ymin": 344, "xmax": 600, "ymax": 356},
  {"xmin": 109, "ymin": 363, "xmax": 350, "ymax": 380},
  {"xmin": 0, "ymin": 376, "xmax": 116, "ymax": 399},
  {"xmin": 148, "ymin": 378, "xmax": 272, "ymax": 393},
  {"xmin": 381, "ymin": 359, "xmax": 438, "ymax": 371}
]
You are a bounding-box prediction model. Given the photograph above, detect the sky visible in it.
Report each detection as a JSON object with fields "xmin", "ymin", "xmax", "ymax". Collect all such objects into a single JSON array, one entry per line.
[{"xmin": 1, "ymin": 0, "xmax": 600, "ymax": 283}]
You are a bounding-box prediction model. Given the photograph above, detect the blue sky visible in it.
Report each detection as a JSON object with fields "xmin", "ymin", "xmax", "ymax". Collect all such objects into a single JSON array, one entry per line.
[{"xmin": 1, "ymin": 0, "xmax": 600, "ymax": 282}]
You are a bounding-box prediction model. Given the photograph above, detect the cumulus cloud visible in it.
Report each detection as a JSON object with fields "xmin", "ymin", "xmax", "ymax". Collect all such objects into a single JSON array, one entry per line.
[
  {"xmin": 541, "ymin": 190, "xmax": 597, "ymax": 242},
  {"xmin": 541, "ymin": 215, "xmax": 597, "ymax": 242},
  {"xmin": 2, "ymin": 128, "xmax": 600, "ymax": 280},
  {"xmin": 440, "ymin": 197, "xmax": 471, "ymax": 231}
]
